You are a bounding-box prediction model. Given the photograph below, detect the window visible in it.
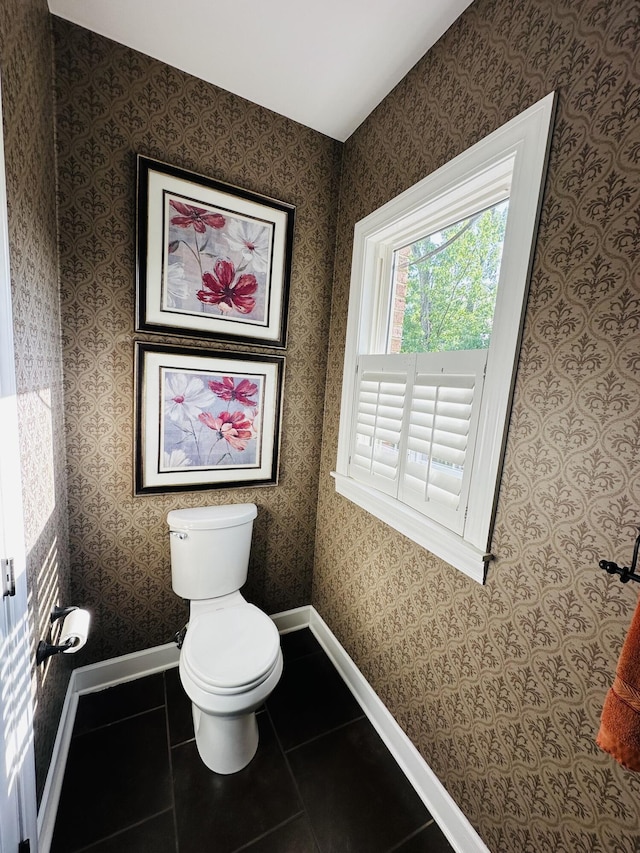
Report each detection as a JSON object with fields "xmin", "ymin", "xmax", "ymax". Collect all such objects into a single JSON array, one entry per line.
[
  {"xmin": 390, "ymin": 200, "xmax": 508, "ymax": 355},
  {"xmin": 333, "ymin": 93, "xmax": 556, "ymax": 583}
]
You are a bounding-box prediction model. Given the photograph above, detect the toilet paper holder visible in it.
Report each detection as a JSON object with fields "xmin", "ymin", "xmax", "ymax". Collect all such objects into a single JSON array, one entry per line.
[{"xmin": 36, "ymin": 606, "xmax": 86, "ymax": 665}]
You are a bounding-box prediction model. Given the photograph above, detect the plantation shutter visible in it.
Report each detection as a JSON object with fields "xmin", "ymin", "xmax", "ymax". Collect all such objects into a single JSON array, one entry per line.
[
  {"xmin": 349, "ymin": 350, "xmax": 486, "ymax": 535},
  {"xmin": 349, "ymin": 354, "xmax": 412, "ymax": 496},
  {"xmin": 399, "ymin": 349, "xmax": 487, "ymax": 533}
]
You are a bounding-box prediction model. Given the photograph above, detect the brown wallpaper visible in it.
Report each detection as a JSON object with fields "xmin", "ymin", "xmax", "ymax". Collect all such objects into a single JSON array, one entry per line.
[
  {"xmin": 0, "ymin": 0, "xmax": 72, "ymax": 803},
  {"xmin": 10, "ymin": 0, "xmax": 638, "ymax": 843},
  {"xmin": 313, "ymin": 0, "xmax": 640, "ymax": 850},
  {"xmin": 53, "ymin": 20, "xmax": 341, "ymax": 663}
]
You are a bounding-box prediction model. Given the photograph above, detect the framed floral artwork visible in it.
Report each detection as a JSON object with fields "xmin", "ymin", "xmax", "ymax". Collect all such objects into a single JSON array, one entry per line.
[
  {"xmin": 136, "ymin": 156, "xmax": 295, "ymax": 348},
  {"xmin": 134, "ymin": 342, "xmax": 284, "ymax": 494}
]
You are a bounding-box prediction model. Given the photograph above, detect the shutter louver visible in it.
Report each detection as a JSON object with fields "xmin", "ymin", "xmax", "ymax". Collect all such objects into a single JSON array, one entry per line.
[
  {"xmin": 349, "ymin": 350, "xmax": 486, "ymax": 534},
  {"xmin": 349, "ymin": 356, "xmax": 411, "ymax": 496},
  {"xmin": 400, "ymin": 350, "xmax": 487, "ymax": 532},
  {"xmin": 404, "ymin": 376, "xmax": 474, "ymax": 507}
]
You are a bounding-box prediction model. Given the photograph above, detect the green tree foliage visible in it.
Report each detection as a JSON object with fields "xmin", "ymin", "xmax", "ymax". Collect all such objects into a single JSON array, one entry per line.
[{"xmin": 398, "ymin": 201, "xmax": 508, "ymax": 353}]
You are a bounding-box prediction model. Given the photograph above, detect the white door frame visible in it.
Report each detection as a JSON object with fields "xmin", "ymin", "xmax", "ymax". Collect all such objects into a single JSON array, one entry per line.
[{"xmin": 0, "ymin": 73, "xmax": 39, "ymax": 853}]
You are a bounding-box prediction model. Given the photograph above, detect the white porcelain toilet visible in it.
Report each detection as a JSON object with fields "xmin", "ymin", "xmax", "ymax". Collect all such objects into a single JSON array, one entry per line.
[{"xmin": 167, "ymin": 503, "xmax": 283, "ymax": 774}]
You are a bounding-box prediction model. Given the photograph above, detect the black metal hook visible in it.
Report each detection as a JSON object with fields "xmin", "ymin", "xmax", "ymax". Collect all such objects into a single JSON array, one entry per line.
[{"xmin": 599, "ymin": 528, "xmax": 640, "ymax": 584}]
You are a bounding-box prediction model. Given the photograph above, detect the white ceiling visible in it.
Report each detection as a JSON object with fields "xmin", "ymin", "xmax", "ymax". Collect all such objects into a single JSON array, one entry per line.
[{"xmin": 48, "ymin": 0, "xmax": 474, "ymax": 141}]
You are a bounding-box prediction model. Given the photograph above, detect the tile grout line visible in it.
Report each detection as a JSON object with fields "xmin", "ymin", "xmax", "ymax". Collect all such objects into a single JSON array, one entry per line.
[
  {"xmin": 72, "ymin": 703, "xmax": 166, "ymax": 739},
  {"xmin": 385, "ymin": 819, "xmax": 436, "ymax": 853},
  {"xmin": 281, "ymin": 711, "xmax": 366, "ymax": 755},
  {"xmin": 65, "ymin": 808, "xmax": 175, "ymax": 853},
  {"xmin": 263, "ymin": 702, "xmax": 323, "ymax": 853},
  {"xmin": 228, "ymin": 812, "xmax": 307, "ymax": 853}
]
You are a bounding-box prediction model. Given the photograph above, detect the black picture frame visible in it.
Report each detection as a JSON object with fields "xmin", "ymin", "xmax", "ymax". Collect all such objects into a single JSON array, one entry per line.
[
  {"xmin": 134, "ymin": 342, "xmax": 284, "ymax": 494},
  {"xmin": 136, "ymin": 156, "xmax": 295, "ymax": 348}
]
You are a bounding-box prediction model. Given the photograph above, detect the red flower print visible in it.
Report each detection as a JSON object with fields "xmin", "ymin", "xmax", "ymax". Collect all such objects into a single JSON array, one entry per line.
[
  {"xmin": 197, "ymin": 259, "xmax": 257, "ymax": 314},
  {"xmin": 208, "ymin": 376, "xmax": 258, "ymax": 407},
  {"xmin": 169, "ymin": 200, "xmax": 225, "ymax": 233},
  {"xmin": 199, "ymin": 410, "xmax": 253, "ymax": 452}
]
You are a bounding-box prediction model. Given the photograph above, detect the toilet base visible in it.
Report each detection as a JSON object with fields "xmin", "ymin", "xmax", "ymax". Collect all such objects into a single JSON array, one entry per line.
[{"xmin": 192, "ymin": 705, "xmax": 259, "ymax": 774}]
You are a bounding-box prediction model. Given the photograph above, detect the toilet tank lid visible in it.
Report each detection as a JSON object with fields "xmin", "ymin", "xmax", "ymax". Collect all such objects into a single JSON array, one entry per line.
[{"xmin": 167, "ymin": 503, "xmax": 257, "ymax": 530}]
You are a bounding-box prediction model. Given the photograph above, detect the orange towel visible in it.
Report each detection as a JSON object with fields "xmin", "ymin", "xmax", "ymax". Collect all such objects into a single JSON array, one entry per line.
[{"xmin": 597, "ymin": 594, "xmax": 640, "ymax": 771}]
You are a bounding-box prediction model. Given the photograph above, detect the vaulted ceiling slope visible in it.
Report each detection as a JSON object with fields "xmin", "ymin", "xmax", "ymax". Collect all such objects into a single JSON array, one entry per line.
[{"xmin": 48, "ymin": 0, "xmax": 474, "ymax": 141}]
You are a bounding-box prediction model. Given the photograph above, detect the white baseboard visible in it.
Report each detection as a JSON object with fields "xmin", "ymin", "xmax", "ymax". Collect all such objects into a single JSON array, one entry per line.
[
  {"xmin": 36, "ymin": 673, "xmax": 78, "ymax": 853},
  {"xmin": 73, "ymin": 640, "xmax": 180, "ymax": 695},
  {"xmin": 270, "ymin": 603, "xmax": 313, "ymax": 634},
  {"xmin": 38, "ymin": 605, "xmax": 488, "ymax": 853}
]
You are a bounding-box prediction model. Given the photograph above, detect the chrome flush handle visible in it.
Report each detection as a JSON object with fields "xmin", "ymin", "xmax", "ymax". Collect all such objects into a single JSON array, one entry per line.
[{"xmin": 169, "ymin": 531, "xmax": 188, "ymax": 540}]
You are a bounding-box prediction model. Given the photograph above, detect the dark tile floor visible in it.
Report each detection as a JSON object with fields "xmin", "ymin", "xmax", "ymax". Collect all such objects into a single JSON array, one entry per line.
[{"xmin": 51, "ymin": 628, "xmax": 454, "ymax": 853}]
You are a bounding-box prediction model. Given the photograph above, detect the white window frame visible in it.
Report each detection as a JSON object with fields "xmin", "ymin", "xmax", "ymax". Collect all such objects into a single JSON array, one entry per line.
[{"xmin": 333, "ymin": 92, "xmax": 556, "ymax": 583}]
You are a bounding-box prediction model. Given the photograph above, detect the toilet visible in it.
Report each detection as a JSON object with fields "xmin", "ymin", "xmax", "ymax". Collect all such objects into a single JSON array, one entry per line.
[{"xmin": 167, "ymin": 503, "xmax": 283, "ymax": 774}]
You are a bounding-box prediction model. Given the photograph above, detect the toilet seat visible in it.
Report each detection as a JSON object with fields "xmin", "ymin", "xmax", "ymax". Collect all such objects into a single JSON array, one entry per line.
[{"xmin": 181, "ymin": 603, "xmax": 280, "ymax": 696}]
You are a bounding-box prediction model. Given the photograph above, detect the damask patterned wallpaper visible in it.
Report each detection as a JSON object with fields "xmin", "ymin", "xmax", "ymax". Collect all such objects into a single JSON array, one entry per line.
[
  {"xmin": 10, "ymin": 0, "xmax": 639, "ymax": 844},
  {"xmin": 0, "ymin": 0, "xmax": 72, "ymax": 802},
  {"xmin": 53, "ymin": 21, "xmax": 341, "ymax": 662},
  {"xmin": 313, "ymin": 0, "xmax": 640, "ymax": 850}
]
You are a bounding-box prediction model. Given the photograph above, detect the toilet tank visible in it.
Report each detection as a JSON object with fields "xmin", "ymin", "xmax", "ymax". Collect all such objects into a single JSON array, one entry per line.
[{"xmin": 167, "ymin": 504, "xmax": 258, "ymax": 600}]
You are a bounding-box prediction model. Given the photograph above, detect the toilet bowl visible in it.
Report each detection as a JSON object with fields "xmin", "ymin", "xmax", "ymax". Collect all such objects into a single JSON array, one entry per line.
[
  {"xmin": 168, "ymin": 504, "xmax": 283, "ymax": 774},
  {"xmin": 179, "ymin": 594, "xmax": 283, "ymax": 774}
]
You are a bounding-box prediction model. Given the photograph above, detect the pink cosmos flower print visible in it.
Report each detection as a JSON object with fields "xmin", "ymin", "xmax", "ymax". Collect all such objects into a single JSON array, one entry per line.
[
  {"xmin": 197, "ymin": 259, "xmax": 257, "ymax": 315},
  {"xmin": 208, "ymin": 376, "xmax": 258, "ymax": 407},
  {"xmin": 198, "ymin": 410, "xmax": 253, "ymax": 452},
  {"xmin": 169, "ymin": 200, "xmax": 225, "ymax": 233}
]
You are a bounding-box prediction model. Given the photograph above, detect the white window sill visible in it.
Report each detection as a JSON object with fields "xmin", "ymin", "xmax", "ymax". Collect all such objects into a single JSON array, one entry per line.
[{"xmin": 331, "ymin": 472, "xmax": 491, "ymax": 584}]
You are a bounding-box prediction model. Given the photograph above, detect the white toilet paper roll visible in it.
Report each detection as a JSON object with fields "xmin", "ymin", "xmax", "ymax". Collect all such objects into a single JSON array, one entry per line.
[{"xmin": 59, "ymin": 608, "xmax": 90, "ymax": 653}]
